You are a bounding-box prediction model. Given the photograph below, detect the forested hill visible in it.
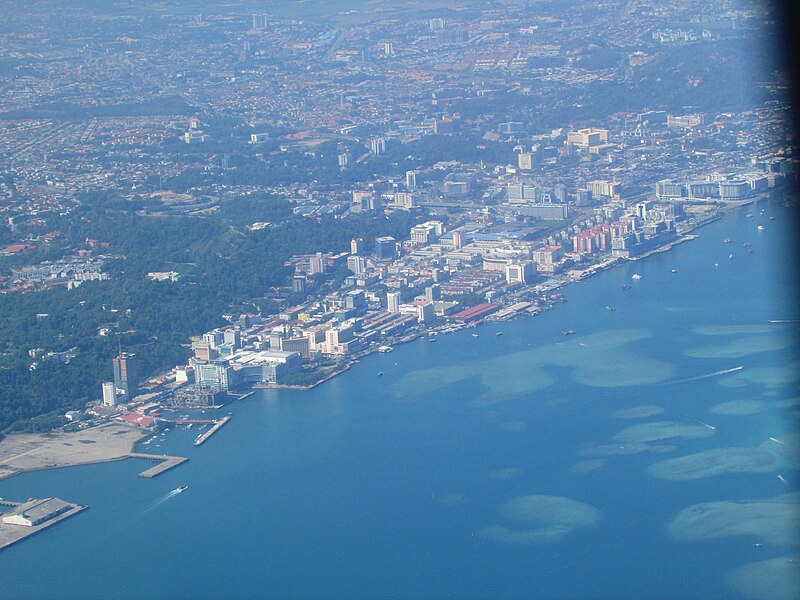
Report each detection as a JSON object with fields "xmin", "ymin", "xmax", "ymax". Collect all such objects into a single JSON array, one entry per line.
[{"xmin": 0, "ymin": 196, "xmax": 420, "ymax": 434}]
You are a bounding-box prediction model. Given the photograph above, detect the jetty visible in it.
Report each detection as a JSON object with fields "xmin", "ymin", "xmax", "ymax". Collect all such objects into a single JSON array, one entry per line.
[
  {"xmin": 193, "ymin": 415, "xmax": 231, "ymax": 446},
  {"xmin": 128, "ymin": 453, "xmax": 188, "ymax": 478}
]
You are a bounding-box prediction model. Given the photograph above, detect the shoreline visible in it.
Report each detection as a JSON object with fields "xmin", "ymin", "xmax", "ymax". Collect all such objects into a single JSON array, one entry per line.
[
  {"xmin": 0, "ymin": 196, "xmax": 772, "ymax": 480},
  {"xmin": 0, "ymin": 422, "xmax": 187, "ymax": 482},
  {"xmin": 259, "ymin": 199, "xmax": 763, "ymax": 391}
]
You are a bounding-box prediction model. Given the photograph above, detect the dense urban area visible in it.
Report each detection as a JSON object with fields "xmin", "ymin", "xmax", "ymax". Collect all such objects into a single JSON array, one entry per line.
[{"xmin": 0, "ymin": 0, "xmax": 796, "ymax": 438}]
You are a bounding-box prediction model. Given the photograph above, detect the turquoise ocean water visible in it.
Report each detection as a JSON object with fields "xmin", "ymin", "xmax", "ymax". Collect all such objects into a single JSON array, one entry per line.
[{"xmin": 1, "ymin": 199, "xmax": 798, "ymax": 599}]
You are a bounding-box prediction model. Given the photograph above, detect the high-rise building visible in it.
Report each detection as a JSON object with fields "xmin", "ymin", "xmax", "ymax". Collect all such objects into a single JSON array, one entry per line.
[
  {"xmin": 507, "ymin": 182, "xmax": 537, "ymax": 203},
  {"xmin": 292, "ymin": 274, "xmax": 307, "ymax": 294},
  {"xmin": 374, "ymin": 236, "xmax": 397, "ymax": 260},
  {"xmin": 203, "ymin": 330, "xmax": 224, "ymax": 348},
  {"xmin": 417, "ymin": 302, "xmax": 435, "ymax": 323},
  {"xmin": 347, "ymin": 255, "xmax": 366, "ymax": 274},
  {"xmin": 424, "ymin": 284, "xmax": 441, "ymax": 302},
  {"xmin": 387, "ymin": 291, "xmax": 401, "ymax": 313},
  {"xmin": 655, "ymin": 180, "xmax": 685, "ymax": 199},
  {"xmin": 223, "ymin": 328, "xmax": 242, "ymax": 350},
  {"xmin": 405, "ymin": 170, "xmax": 419, "ymax": 189},
  {"xmin": 370, "ymin": 138, "xmax": 386, "ymax": 155},
  {"xmin": 280, "ymin": 336, "xmax": 311, "ymax": 359},
  {"xmin": 112, "ymin": 353, "xmax": 137, "ymax": 400},
  {"xmin": 576, "ymin": 189, "xmax": 593, "ymax": 206},
  {"xmin": 269, "ymin": 326, "xmax": 288, "ymax": 350},
  {"xmin": 193, "ymin": 342, "xmax": 217, "ymax": 361},
  {"xmin": 505, "ymin": 261, "xmax": 537, "ymax": 285},
  {"xmin": 102, "ymin": 382, "xmax": 117, "ymax": 407},
  {"xmin": 554, "ymin": 184, "xmax": 569, "ymax": 203},
  {"xmin": 350, "ymin": 238, "xmax": 364, "ymax": 255},
  {"xmin": 567, "ymin": 128, "xmax": 609, "ymax": 148},
  {"xmin": 309, "ymin": 253, "xmax": 326, "ymax": 275},
  {"xmin": 252, "ymin": 14, "xmax": 268, "ymax": 29},
  {"xmin": 587, "ymin": 180, "xmax": 620, "ymax": 198}
]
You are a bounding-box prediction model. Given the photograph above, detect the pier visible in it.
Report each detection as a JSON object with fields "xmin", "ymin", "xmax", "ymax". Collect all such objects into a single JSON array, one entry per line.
[
  {"xmin": 1, "ymin": 498, "xmax": 87, "ymax": 551},
  {"xmin": 193, "ymin": 415, "xmax": 231, "ymax": 446},
  {"xmin": 128, "ymin": 453, "xmax": 188, "ymax": 478}
]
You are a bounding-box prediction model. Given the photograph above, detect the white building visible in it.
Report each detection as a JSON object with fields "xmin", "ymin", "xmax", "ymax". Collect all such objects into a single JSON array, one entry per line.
[{"xmin": 102, "ymin": 381, "xmax": 117, "ymax": 407}]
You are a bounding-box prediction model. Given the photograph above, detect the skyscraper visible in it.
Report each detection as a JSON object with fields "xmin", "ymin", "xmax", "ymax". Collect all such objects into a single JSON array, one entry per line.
[
  {"xmin": 387, "ymin": 291, "xmax": 401, "ymax": 313},
  {"xmin": 374, "ymin": 236, "xmax": 397, "ymax": 260},
  {"xmin": 112, "ymin": 353, "xmax": 137, "ymax": 401}
]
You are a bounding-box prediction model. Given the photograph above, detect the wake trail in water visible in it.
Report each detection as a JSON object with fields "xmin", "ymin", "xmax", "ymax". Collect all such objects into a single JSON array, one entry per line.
[
  {"xmin": 136, "ymin": 489, "xmax": 182, "ymax": 519},
  {"xmin": 666, "ymin": 365, "xmax": 743, "ymax": 385}
]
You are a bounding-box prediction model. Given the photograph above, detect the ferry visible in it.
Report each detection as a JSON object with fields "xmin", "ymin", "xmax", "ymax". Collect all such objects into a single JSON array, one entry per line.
[
  {"xmin": 377, "ymin": 345, "xmax": 394, "ymax": 353},
  {"xmin": 562, "ymin": 329, "xmax": 577, "ymax": 336}
]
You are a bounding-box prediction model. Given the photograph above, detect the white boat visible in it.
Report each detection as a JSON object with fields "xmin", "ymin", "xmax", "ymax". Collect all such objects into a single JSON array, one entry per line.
[
  {"xmin": 377, "ymin": 345, "xmax": 394, "ymax": 353},
  {"xmin": 757, "ymin": 225, "xmax": 765, "ymax": 231},
  {"xmin": 631, "ymin": 274, "xmax": 642, "ymax": 280}
]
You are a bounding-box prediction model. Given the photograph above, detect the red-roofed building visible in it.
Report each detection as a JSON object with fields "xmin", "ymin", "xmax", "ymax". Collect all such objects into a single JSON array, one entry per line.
[
  {"xmin": 450, "ymin": 303, "xmax": 501, "ymax": 322},
  {"xmin": 116, "ymin": 413, "xmax": 158, "ymax": 428},
  {"xmin": 1, "ymin": 243, "xmax": 36, "ymax": 255}
]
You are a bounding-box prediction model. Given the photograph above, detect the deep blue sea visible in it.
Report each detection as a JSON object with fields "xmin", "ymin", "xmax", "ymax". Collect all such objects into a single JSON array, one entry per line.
[{"xmin": 1, "ymin": 199, "xmax": 798, "ymax": 600}]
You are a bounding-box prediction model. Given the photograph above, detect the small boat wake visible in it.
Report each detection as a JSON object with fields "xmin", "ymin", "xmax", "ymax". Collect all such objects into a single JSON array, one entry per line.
[
  {"xmin": 666, "ymin": 365, "xmax": 743, "ymax": 385},
  {"xmin": 137, "ymin": 485, "xmax": 188, "ymax": 518}
]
